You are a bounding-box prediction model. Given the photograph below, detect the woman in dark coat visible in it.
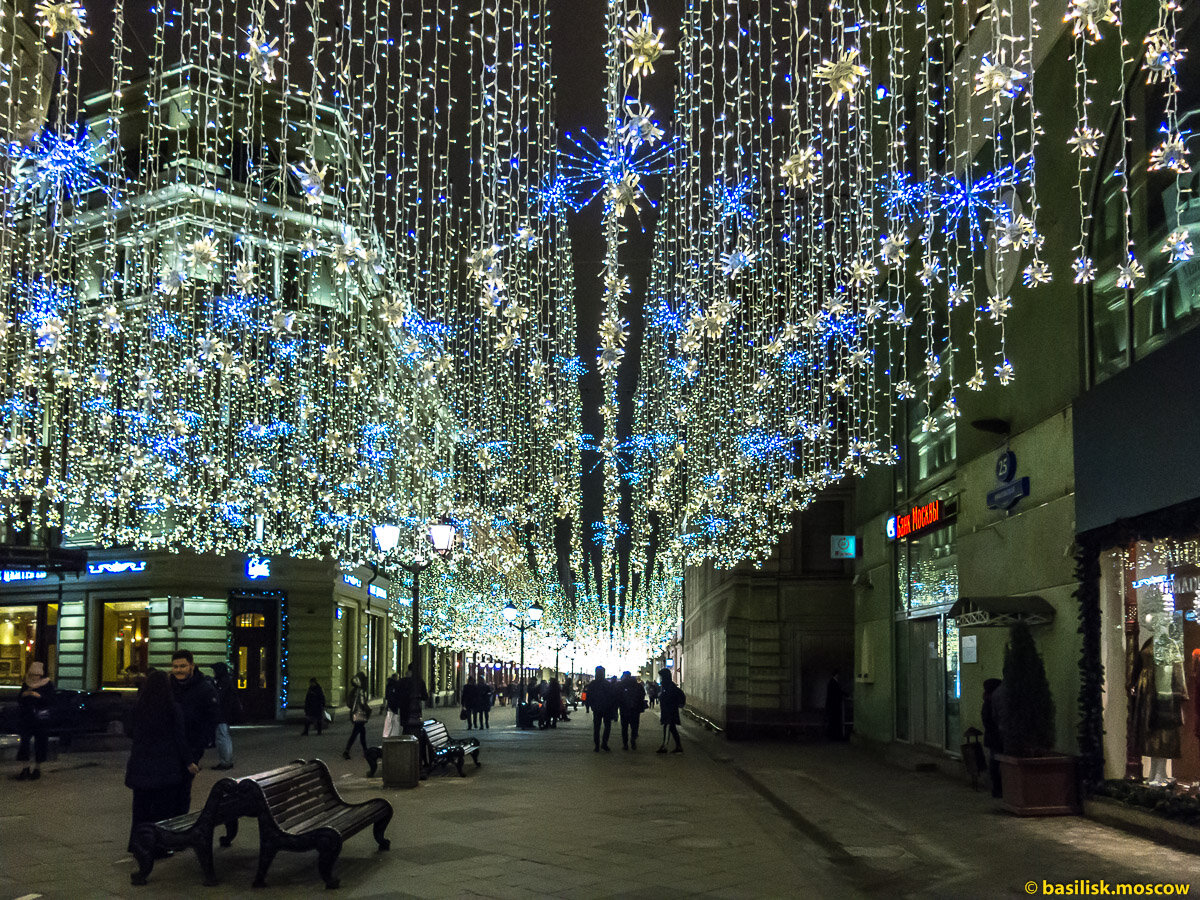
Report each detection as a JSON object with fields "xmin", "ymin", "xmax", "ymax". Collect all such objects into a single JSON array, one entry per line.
[
  {"xmin": 302, "ymin": 677, "xmax": 326, "ymax": 735},
  {"xmin": 475, "ymin": 679, "xmax": 493, "ymax": 729},
  {"xmin": 462, "ymin": 676, "xmax": 479, "ymax": 729},
  {"xmin": 14, "ymin": 660, "xmax": 55, "ymax": 780},
  {"xmin": 126, "ymin": 669, "xmax": 197, "ymax": 851},
  {"xmin": 343, "ymin": 672, "xmax": 370, "ymax": 759},
  {"xmin": 543, "ymin": 678, "xmax": 562, "ymax": 729},
  {"xmin": 656, "ymin": 668, "xmax": 684, "ymax": 754}
]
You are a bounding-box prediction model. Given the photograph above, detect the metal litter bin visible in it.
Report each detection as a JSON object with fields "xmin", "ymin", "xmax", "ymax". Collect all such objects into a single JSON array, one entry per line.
[{"xmin": 382, "ymin": 734, "xmax": 419, "ymax": 788}]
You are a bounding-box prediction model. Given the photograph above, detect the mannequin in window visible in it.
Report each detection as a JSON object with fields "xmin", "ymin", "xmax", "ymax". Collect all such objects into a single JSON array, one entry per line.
[{"xmin": 1128, "ymin": 629, "xmax": 1188, "ymax": 786}]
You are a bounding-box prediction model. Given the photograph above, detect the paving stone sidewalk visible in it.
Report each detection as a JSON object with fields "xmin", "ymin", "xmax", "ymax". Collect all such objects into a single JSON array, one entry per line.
[{"xmin": 2, "ymin": 706, "xmax": 1196, "ymax": 898}]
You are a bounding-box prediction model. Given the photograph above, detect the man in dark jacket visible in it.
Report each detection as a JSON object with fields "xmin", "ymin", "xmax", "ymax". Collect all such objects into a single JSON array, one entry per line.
[
  {"xmin": 586, "ymin": 666, "xmax": 617, "ymax": 752},
  {"xmin": 619, "ymin": 671, "xmax": 646, "ymax": 750},
  {"xmin": 170, "ymin": 649, "xmax": 218, "ymax": 808},
  {"xmin": 397, "ymin": 663, "xmax": 431, "ymax": 768}
]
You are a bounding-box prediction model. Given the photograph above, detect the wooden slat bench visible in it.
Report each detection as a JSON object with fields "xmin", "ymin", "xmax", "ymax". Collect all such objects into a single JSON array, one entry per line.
[
  {"xmin": 129, "ymin": 775, "xmax": 252, "ymax": 886},
  {"xmin": 422, "ymin": 718, "xmax": 481, "ymax": 777},
  {"xmin": 238, "ymin": 758, "xmax": 392, "ymax": 889}
]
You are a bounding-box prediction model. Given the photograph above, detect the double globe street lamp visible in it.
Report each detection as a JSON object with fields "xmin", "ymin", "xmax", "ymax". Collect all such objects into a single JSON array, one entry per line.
[
  {"xmin": 502, "ymin": 600, "xmax": 542, "ymax": 728},
  {"xmin": 373, "ymin": 520, "xmax": 458, "ymax": 702}
]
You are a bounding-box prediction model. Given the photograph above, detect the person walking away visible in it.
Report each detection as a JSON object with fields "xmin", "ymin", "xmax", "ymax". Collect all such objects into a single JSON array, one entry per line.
[
  {"xmin": 825, "ymin": 669, "xmax": 846, "ymax": 741},
  {"xmin": 462, "ymin": 676, "xmax": 479, "ymax": 729},
  {"xmin": 302, "ymin": 677, "xmax": 326, "ymax": 735},
  {"xmin": 171, "ymin": 649, "xmax": 218, "ymax": 809},
  {"xmin": 210, "ymin": 662, "xmax": 237, "ymax": 769},
  {"xmin": 478, "ymin": 679, "xmax": 493, "ymax": 729},
  {"xmin": 125, "ymin": 670, "xmax": 196, "ymax": 852},
  {"xmin": 587, "ymin": 666, "xmax": 617, "ymax": 751},
  {"xmin": 343, "ymin": 672, "xmax": 371, "ymax": 759},
  {"xmin": 619, "ymin": 671, "xmax": 646, "ymax": 750},
  {"xmin": 981, "ymin": 677, "xmax": 1004, "ymax": 798},
  {"xmin": 647, "ymin": 680, "xmax": 659, "ymax": 708},
  {"xmin": 13, "ymin": 661, "xmax": 54, "ymax": 780},
  {"xmin": 383, "ymin": 672, "xmax": 402, "ymax": 737},
  {"xmin": 656, "ymin": 668, "xmax": 685, "ymax": 754},
  {"xmin": 397, "ymin": 662, "xmax": 432, "ymax": 768}
]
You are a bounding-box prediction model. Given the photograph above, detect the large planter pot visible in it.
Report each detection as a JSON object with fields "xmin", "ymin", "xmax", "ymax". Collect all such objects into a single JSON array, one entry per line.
[{"xmin": 996, "ymin": 753, "xmax": 1079, "ymax": 816}]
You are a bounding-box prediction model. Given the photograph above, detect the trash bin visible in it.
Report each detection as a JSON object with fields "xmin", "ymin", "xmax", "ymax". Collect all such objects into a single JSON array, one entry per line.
[{"xmin": 382, "ymin": 734, "xmax": 419, "ymax": 789}]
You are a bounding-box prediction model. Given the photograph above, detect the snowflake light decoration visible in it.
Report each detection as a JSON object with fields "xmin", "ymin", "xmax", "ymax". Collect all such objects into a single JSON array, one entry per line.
[
  {"xmin": 720, "ymin": 245, "xmax": 756, "ymax": 278},
  {"xmin": 1022, "ymin": 259, "xmax": 1052, "ymax": 287},
  {"xmin": 1063, "ymin": 0, "xmax": 1118, "ymax": 42},
  {"xmin": 332, "ymin": 231, "xmax": 367, "ymax": 274},
  {"xmin": 289, "ymin": 160, "xmax": 327, "ymax": 204},
  {"xmin": 1148, "ymin": 133, "xmax": 1190, "ymax": 174},
  {"xmin": 1072, "ymin": 256, "xmax": 1096, "ymax": 284},
  {"xmin": 607, "ymin": 171, "xmax": 643, "ymax": 217},
  {"xmin": 812, "ymin": 48, "xmax": 868, "ymax": 106},
  {"xmin": 8, "ymin": 125, "xmax": 101, "ymax": 207},
  {"xmin": 35, "ymin": 1, "xmax": 89, "ymax": 45},
  {"xmin": 618, "ymin": 101, "xmax": 664, "ymax": 149},
  {"xmin": 185, "ymin": 235, "xmax": 220, "ymax": 269},
  {"xmin": 1115, "ymin": 256, "xmax": 1145, "ymax": 289},
  {"xmin": 233, "ymin": 258, "xmax": 256, "ymax": 291},
  {"xmin": 245, "ymin": 31, "xmax": 281, "ymax": 83},
  {"xmin": 1143, "ymin": 29, "xmax": 1182, "ymax": 83},
  {"xmin": 1162, "ymin": 229, "xmax": 1194, "ymax": 263},
  {"xmin": 781, "ymin": 148, "xmax": 821, "ymax": 188},
  {"xmin": 466, "ymin": 244, "xmax": 502, "ymax": 280}
]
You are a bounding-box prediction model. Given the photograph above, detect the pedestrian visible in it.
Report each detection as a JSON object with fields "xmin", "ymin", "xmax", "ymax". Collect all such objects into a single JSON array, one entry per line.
[
  {"xmin": 170, "ymin": 649, "xmax": 218, "ymax": 809},
  {"xmin": 656, "ymin": 668, "xmax": 684, "ymax": 754},
  {"xmin": 210, "ymin": 662, "xmax": 237, "ymax": 769},
  {"xmin": 477, "ymin": 678, "xmax": 493, "ymax": 729},
  {"xmin": 507, "ymin": 681, "xmax": 518, "ymax": 707},
  {"xmin": 462, "ymin": 676, "xmax": 479, "ymax": 729},
  {"xmin": 545, "ymin": 678, "xmax": 562, "ymax": 728},
  {"xmin": 619, "ymin": 670, "xmax": 646, "ymax": 750},
  {"xmin": 13, "ymin": 660, "xmax": 54, "ymax": 781},
  {"xmin": 383, "ymin": 673, "xmax": 402, "ymax": 737},
  {"xmin": 302, "ymin": 677, "xmax": 326, "ymax": 735},
  {"xmin": 343, "ymin": 671, "xmax": 370, "ymax": 759},
  {"xmin": 586, "ymin": 666, "xmax": 617, "ymax": 752},
  {"xmin": 647, "ymin": 680, "xmax": 659, "ymax": 708},
  {"xmin": 825, "ymin": 669, "xmax": 845, "ymax": 741},
  {"xmin": 125, "ymin": 669, "xmax": 197, "ymax": 852},
  {"xmin": 982, "ymin": 677, "xmax": 1004, "ymax": 798},
  {"xmin": 397, "ymin": 662, "xmax": 431, "ymax": 768}
]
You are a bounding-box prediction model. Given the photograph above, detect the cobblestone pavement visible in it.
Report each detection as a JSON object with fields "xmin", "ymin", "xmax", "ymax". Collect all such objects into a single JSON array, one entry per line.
[{"xmin": 2, "ymin": 705, "xmax": 1197, "ymax": 898}]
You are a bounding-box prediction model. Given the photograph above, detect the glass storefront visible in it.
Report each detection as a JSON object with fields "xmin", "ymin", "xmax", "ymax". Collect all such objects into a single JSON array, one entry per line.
[
  {"xmin": 1100, "ymin": 539, "xmax": 1200, "ymax": 787},
  {"xmin": 101, "ymin": 600, "xmax": 150, "ymax": 686},
  {"xmin": 0, "ymin": 605, "xmax": 58, "ymax": 686}
]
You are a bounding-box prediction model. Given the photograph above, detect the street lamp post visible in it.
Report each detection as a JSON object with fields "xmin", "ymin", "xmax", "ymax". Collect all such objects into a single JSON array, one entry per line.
[
  {"xmin": 374, "ymin": 520, "xmax": 456, "ymax": 721},
  {"xmin": 503, "ymin": 600, "xmax": 542, "ymax": 728},
  {"xmin": 549, "ymin": 635, "xmax": 571, "ymax": 682}
]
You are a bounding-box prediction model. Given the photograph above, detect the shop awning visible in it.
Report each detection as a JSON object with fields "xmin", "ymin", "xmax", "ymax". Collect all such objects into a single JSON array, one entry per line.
[{"xmin": 949, "ymin": 595, "xmax": 1055, "ymax": 628}]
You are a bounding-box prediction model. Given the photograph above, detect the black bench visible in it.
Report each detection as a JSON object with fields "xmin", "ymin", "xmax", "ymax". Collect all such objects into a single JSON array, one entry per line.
[
  {"xmin": 238, "ymin": 758, "xmax": 392, "ymax": 889},
  {"xmin": 130, "ymin": 776, "xmax": 251, "ymax": 886},
  {"xmin": 422, "ymin": 718, "xmax": 481, "ymax": 777}
]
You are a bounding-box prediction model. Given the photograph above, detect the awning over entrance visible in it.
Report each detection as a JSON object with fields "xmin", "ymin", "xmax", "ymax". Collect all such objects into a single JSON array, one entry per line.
[{"xmin": 949, "ymin": 595, "xmax": 1055, "ymax": 628}]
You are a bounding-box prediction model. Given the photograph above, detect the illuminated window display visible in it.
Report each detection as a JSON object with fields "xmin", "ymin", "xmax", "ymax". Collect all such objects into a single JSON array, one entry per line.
[
  {"xmin": 0, "ymin": 605, "xmax": 58, "ymax": 686},
  {"xmin": 100, "ymin": 601, "xmax": 150, "ymax": 686}
]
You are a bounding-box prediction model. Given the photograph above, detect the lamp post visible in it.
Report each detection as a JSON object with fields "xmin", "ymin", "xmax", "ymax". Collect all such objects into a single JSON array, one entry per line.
[
  {"xmin": 549, "ymin": 634, "xmax": 572, "ymax": 682},
  {"xmin": 374, "ymin": 520, "xmax": 456, "ymax": 717},
  {"xmin": 502, "ymin": 600, "xmax": 542, "ymax": 728}
]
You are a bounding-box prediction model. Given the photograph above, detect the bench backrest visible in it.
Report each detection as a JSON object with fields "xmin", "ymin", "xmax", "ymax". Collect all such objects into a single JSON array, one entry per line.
[
  {"xmin": 202, "ymin": 776, "xmax": 249, "ymax": 821},
  {"xmin": 422, "ymin": 720, "xmax": 451, "ymax": 750},
  {"xmin": 239, "ymin": 759, "xmax": 346, "ymax": 832}
]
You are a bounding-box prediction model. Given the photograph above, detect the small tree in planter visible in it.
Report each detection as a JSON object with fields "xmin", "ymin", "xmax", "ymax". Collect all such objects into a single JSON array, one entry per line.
[
  {"xmin": 1000, "ymin": 619, "xmax": 1055, "ymax": 756},
  {"xmin": 996, "ymin": 619, "xmax": 1078, "ymax": 815}
]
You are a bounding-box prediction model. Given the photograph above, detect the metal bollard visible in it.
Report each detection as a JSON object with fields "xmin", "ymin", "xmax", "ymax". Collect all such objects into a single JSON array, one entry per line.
[{"xmin": 382, "ymin": 734, "xmax": 419, "ymax": 788}]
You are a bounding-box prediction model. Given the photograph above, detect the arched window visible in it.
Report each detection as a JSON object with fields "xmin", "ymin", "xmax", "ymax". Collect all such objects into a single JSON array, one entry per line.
[{"xmin": 1089, "ymin": 7, "xmax": 1200, "ymax": 383}]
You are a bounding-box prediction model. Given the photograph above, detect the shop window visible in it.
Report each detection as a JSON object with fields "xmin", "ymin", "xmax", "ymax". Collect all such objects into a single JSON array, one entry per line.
[
  {"xmin": 235, "ymin": 613, "xmax": 267, "ymax": 628},
  {"xmin": 101, "ymin": 601, "xmax": 150, "ymax": 686},
  {"xmin": 0, "ymin": 606, "xmax": 57, "ymax": 686},
  {"xmin": 898, "ymin": 525, "xmax": 959, "ymax": 614}
]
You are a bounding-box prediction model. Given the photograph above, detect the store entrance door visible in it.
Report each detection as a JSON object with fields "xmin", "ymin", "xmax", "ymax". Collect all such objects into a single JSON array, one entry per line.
[
  {"xmin": 229, "ymin": 591, "xmax": 281, "ymax": 721},
  {"xmin": 907, "ymin": 617, "xmax": 946, "ymax": 748}
]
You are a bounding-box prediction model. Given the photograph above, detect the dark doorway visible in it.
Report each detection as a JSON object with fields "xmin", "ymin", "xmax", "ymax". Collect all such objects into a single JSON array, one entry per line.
[{"xmin": 229, "ymin": 591, "xmax": 282, "ymax": 721}]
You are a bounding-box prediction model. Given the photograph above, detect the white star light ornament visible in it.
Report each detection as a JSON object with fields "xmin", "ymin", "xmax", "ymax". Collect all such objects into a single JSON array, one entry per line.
[
  {"xmin": 975, "ymin": 55, "xmax": 1027, "ymax": 102},
  {"xmin": 879, "ymin": 232, "xmax": 907, "ymax": 267},
  {"xmin": 99, "ymin": 305, "xmax": 122, "ymax": 333},
  {"xmin": 607, "ymin": 172, "xmax": 643, "ymax": 217},
  {"xmin": 332, "ymin": 231, "xmax": 367, "ymax": 274},
  {"xmin": 271, "ymin": 310, "xmax": 296, "ymax": 336},
  {"xmin": 622, "ymin": 16, "xmax": 671, "ymax": 78},
  {"xmin": 1115, "ymin": 257, "xmax": 1145, "ymax": 289},
  {"xmin": 1148, "ymin": 133, "xmax": 1190, "ymax": 174},
  {"xmin": 245, "ymin": 31, "xmax": 281, "ymax": 83},
  {"xmin": 1143, "ymin": 29, "xmax": 1182, "ymax": 84},
  {"xmin": 1072, "ymin": 256, "xmax": 1097, "ymax": 284},
  {"xmin": 186, "ymin": 235, "xmax": 220, "ymax": 269},
  {"xmin": 1067, "ymin": 126, "xmax": 1103, "ymax": 158},
  {"xmin": 234, "ymin": 258, "xmax": 257, "ymax": 291},
  {"xmin": 720, "ymin": 246, "xmax": 756, "ymax": 278},
  {"xmin": 813, "ymin": 48, "xmax": 868, "ymax": 106},
  {"xmin": 36, "ymin": 1, "xmax": 89, "ymax": 45},
  {"xmin": 35, "ymin": 317, "xmax": 65, "ymax": 353},
  {"xmin": 619, "ymin": 102, "xmax": 664, "ymax": 149},
  {"xmin": 1063, "ymin": 0, "xmax": 1119, "ymax": 41},
  {"xmin": 466, "ymin": 244, "xmax": 501, "ymax": 280}
]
